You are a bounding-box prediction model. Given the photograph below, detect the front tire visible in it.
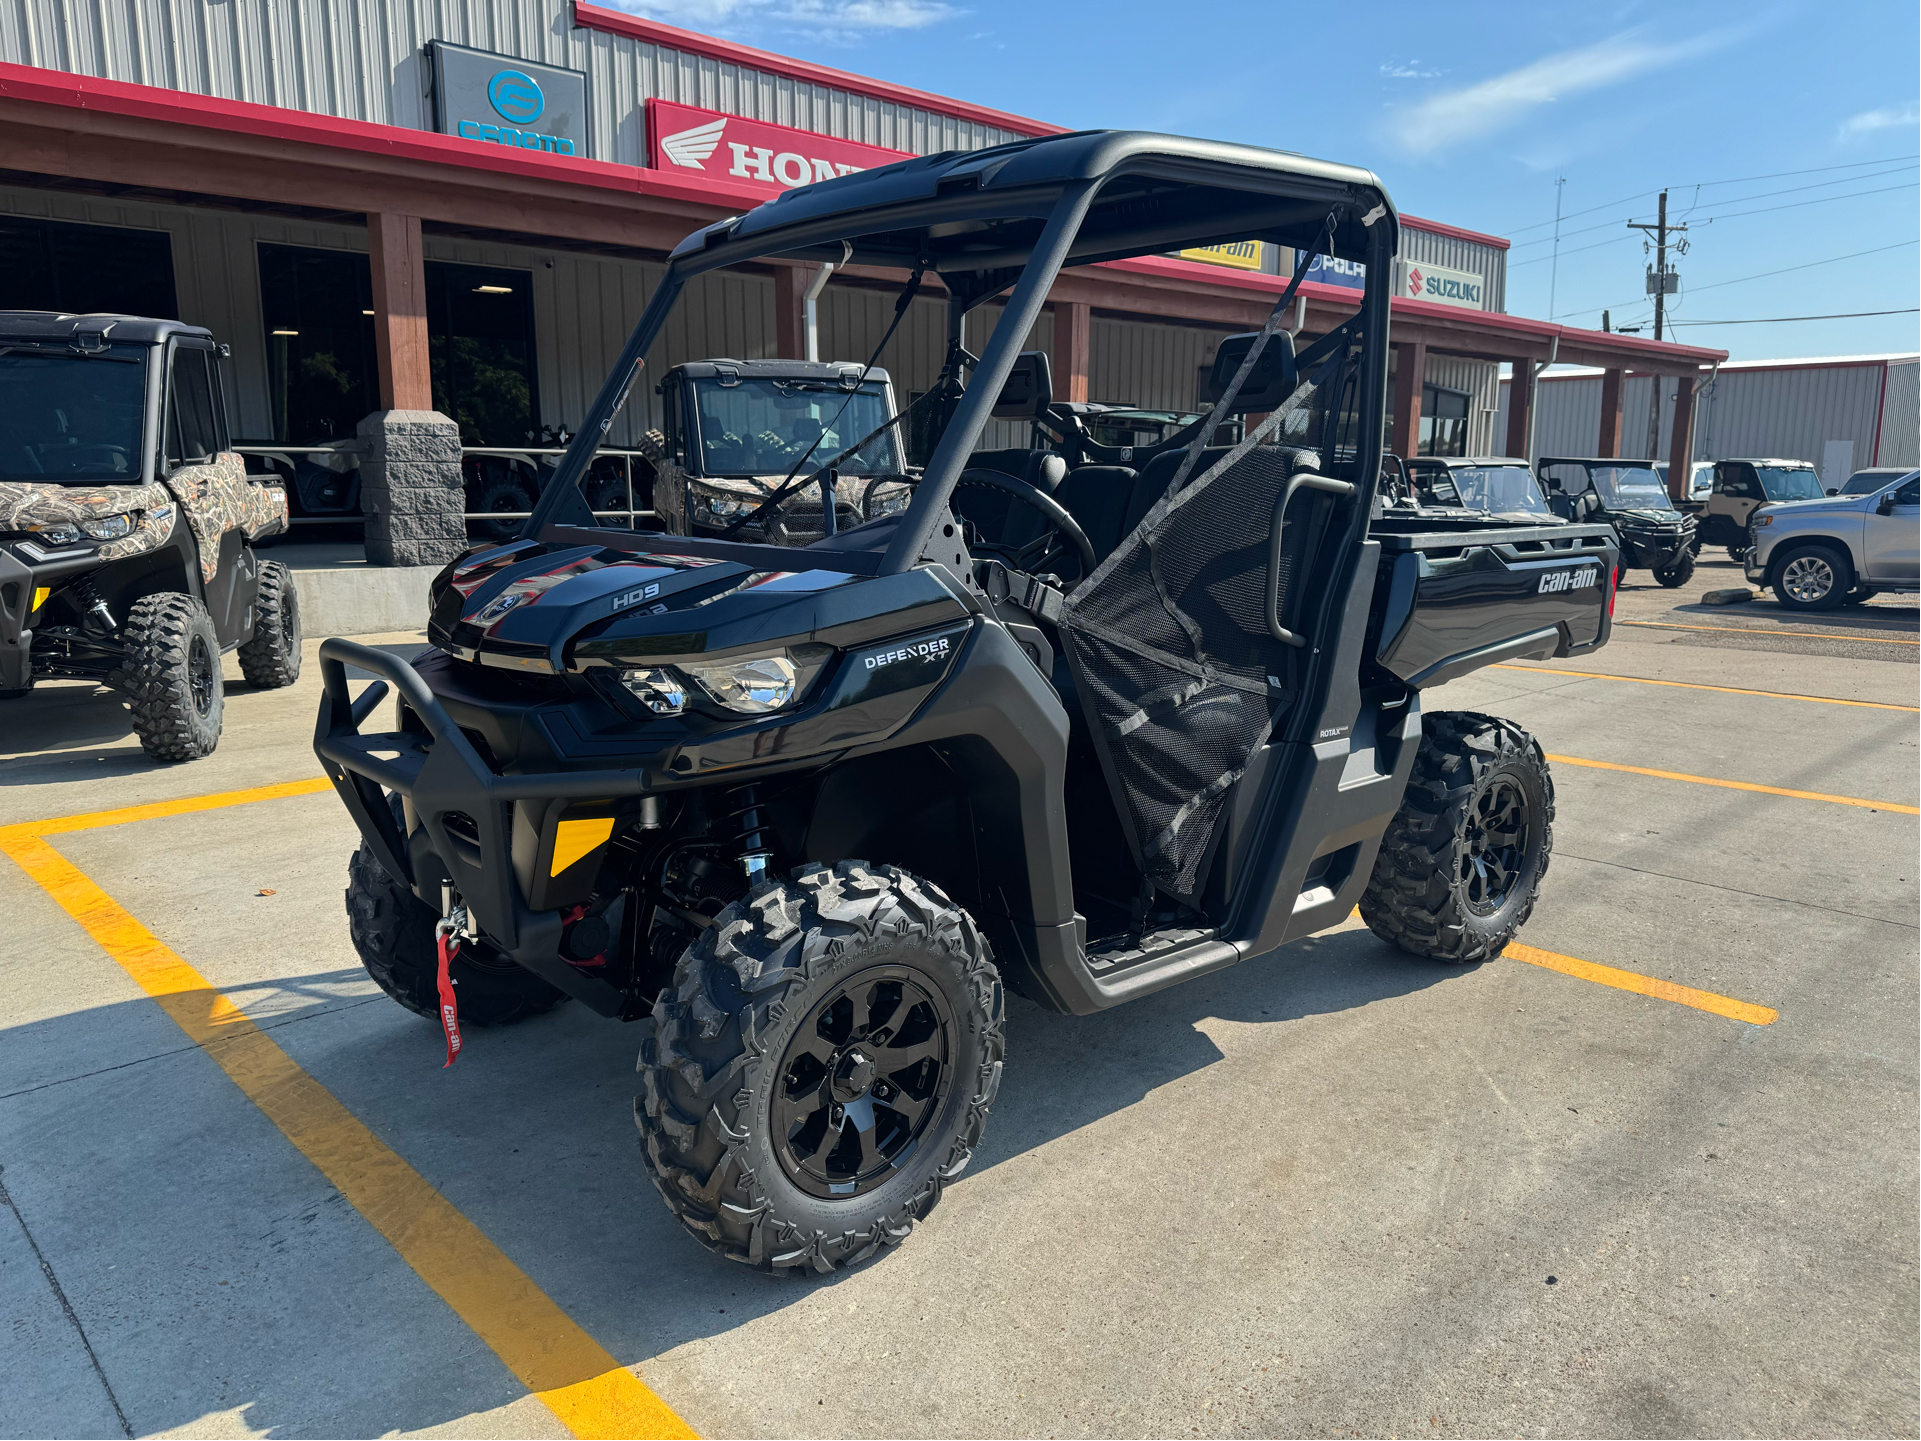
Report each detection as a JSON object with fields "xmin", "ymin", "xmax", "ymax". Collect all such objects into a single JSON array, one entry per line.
[
  {"xmin": 1359, "ymin": 712, "xmax": 1554, "ymax": 964},
  {"xmin": 1772, "ymin": 542, "xmax": 1852, "ymax": 612},
  {"xmin": 345, "ymin": 838, "xmax": 568, "ymax": 1026},
  {"xmin": 121, "ymin": 593, "xmax": 223, "ymax": 761},
  {"xmin": 1726, "ymin": 544, "xmax": 1751, "ymax": 564},
  {"xmin": 238, "ymin": 560, "xmax": 302, "ymax": 688},
  {"xmin": 638, "ymin": 861, "xmax": 1004, "ymax": 1274},
  {"xmin": 1653, "ymin": 549, "xmax": 1696, "ymax": 588}
]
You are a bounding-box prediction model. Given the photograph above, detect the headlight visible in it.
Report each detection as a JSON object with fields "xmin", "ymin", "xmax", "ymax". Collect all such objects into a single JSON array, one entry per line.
[
  {"xmin": 24, "ymin": 521, "xmax": 82, "ymax": 545},
  {"xmin": 617, "ymin": 668, "xmax": 685, "ymax": 715},
  {"xmin": 690, "ymin": 485, "xmax": 761, "ymax": 524},
  {"xmin": 1752, "ymin": 514, "xmax": 1773, "ymax": 529},
  {"xmin": 80, "ymin": 513, "xmax": 134, "ymax": 540},
  {"xmin": 678, "ymin": 644, "xmax": 833, "ymax": 715}
]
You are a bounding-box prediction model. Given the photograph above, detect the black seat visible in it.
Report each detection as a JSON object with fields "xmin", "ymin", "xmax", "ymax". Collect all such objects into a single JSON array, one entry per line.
[
  {"xmin": 1119, "ymin": 445, "xmax": 1240, "ymax": 538},
  {"xmin": 1054, "ymin": 465, "xmax": 1138, "ymax": 562},
  {"xmin": 952, "ymin": 448, "xmax": 1069, "ymax": 553}
]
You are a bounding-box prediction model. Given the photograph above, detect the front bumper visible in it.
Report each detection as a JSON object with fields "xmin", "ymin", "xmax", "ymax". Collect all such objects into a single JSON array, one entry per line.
[
  {"xmin": 0, "ymin": 542, "xmax": 110, "ymax": 689},
  {"xmin": 1617, "ymin": 524, "xmax": 1695, "ymax": 570},
  {"xmin": 315, "ymin": 638, "xmax": 651, "ymax": 1015}
]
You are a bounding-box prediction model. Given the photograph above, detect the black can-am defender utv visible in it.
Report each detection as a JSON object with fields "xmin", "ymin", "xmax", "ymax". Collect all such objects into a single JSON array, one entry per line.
[
  {"xmin": 316, "ymin": 132, "xmax": 1618, "ymax": 1273},
  {"xmin": 0, "ymin": 313, "xmax": 302, "ymax": 759}
]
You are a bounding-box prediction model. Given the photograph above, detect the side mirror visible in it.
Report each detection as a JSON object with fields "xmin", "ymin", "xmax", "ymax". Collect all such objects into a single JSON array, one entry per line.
[
  {"xmin": 1877, "ymin": 493, "xmax": 1898, "ymax": 515},
  {"xmin": 1826, "ymin": 487, "xmax": 1839, "ymax": 496},
  {"xmin": 992, "ymin": 351, "xmax": 1053, "ymax": 419}
]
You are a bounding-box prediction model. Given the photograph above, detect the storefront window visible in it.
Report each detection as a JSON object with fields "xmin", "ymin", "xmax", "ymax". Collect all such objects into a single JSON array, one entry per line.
[
  {"xmin": 258, "ymin": 243, "xmax": 378, "ymax": 444},
  {"xmin": 1418, "ymin": 383, "xmax": 1469, "ymax": 456},
  {"xmin": 426, "ymin": 261, "xmax": 540, "ymax": 447},
  {"xmin": 0, "ymin": 216, "xmax": 178, "ymax": 319}
]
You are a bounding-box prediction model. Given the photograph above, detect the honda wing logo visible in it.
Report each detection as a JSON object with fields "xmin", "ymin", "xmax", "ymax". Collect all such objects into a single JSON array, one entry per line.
[{"xmin": 660, "ymin": 116, "xmax": 728, "ymax": 169}]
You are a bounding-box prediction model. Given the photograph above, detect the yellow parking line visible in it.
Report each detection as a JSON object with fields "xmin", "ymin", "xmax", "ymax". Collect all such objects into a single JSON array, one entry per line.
[
  {"xmin": 1493, "ymin": 664, "xmax": 1919, "ymax": 712},
  {"xmin": 6, "ymin": 776, "xmax": 334, "ymax": 839},
  {"xmin": 0, "ymin": 819, "xmax": 695, "ymax": 1441},
  {"xmin": 1505, "ymin": 942, "xmax": 1777, "ymax": 1026},
  {"xmin": 1618, "ymin": 618, "xmax": 1919, "ymax": 645},
  {"xmin": 1547, "ymin": 753, "xmax": 1920, "ymax": 815}
]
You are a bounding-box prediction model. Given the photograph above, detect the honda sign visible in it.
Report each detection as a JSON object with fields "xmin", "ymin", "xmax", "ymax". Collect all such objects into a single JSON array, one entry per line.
[{"xmin": 646, "ymin": 99, "xmax": 911, "ymax": 197}]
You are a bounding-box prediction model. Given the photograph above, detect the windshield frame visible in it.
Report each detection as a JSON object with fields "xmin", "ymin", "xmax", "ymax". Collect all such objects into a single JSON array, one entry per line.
[
  {"xmin": 1585, "ymin": 463, "xmax": 1673, "ymax": 510},
  {"xmin": 0, "ymin": 341, "xmax": 155, "ymax": 488},
  {"xmin": 683, "ymin": 375, "xmax": 904, "ymax": 478},
  {"xmin": 1753, "ymin": 464, "xmax": 1825, "ymax": 503},
  {"xmin": 1447, "ymin": 462, "xmax": 1550, "ymax": 515}
]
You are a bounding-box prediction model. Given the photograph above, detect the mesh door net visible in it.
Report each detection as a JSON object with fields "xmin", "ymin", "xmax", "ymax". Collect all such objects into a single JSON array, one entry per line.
[{"xmin": 1058, "ymin": 442, "xmax": 1325, "ymax": 902}]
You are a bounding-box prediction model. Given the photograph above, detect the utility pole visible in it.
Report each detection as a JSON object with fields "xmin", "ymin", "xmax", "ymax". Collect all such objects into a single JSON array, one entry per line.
[
  {"xmin": 1548, "ymin": 173, "xmax": 1566, "ymax": 320},
  {"xmin": 1627, "ymin": 189, "xmax": 1686, "ymax": 458}
]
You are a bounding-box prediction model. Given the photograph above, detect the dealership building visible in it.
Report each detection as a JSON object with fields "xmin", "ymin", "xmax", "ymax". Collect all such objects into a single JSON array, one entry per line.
[{"xmin": 0, "ymin": 0, "xmax": 1729, "ymax": 562}]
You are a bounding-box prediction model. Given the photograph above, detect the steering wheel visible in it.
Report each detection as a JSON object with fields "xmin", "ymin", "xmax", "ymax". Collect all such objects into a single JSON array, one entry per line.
[{"xmin": 953, "ymin": 467, "xmax": 1098, "ymax": 584}]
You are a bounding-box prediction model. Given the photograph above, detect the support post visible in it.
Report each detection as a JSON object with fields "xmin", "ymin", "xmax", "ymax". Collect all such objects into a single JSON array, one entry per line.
[
  {"xmin": 1667, "ymin": 374, "xmax": 1696, "ymax": 502},
  {"xmin": 1390, "ymin": 340, "xmax": 1425, "ymax": 458},
  {"xmin": 773, "ymin": 263, "xmax": 805, "ymax": 361},
  {"xmin": 367, "ymin": 212, "xmax": 433, "ymax": 411},
  {"xmin": 1054, "ymin": 300, "xmax": 1091, "ymax": 404},
  {"xmin": 361, "ymin": 211, "xmax": 466, "ymax": 566},
  {"xmin": 1504, "ymin": 363, "xmax": 1532, "ymax": 459},
  {"xmin": 1597, "ymin": 366, "xmax": 1625, "ymax": 458}
]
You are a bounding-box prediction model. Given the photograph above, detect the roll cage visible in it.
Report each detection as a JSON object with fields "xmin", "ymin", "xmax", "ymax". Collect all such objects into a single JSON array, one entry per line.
[{"xmin": 523, "ymin": 130, "xmax": 1397, "ymax": 601}]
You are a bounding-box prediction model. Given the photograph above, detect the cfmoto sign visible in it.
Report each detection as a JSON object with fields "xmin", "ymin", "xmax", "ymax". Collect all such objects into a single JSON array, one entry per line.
[{"xmin": 429, "ymin": 41, "xmax": 588, "ymax": 158}]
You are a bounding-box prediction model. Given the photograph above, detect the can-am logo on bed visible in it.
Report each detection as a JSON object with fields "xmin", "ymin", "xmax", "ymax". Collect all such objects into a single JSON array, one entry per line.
[
  {"xmin": 1537, "ymin": 565, "xmax": 1600, "ymax": 594},
  {"xmin": 646, "ymin": 100, "xmax": 912, "ymax": 197}
]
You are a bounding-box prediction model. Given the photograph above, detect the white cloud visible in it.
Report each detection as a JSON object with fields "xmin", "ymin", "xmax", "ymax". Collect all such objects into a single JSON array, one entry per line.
[
  {"xmin": 1839, "ymin": 103, "xmax": 1920, "ymax": 137},
  {"xmin": 1378, "ymin": 27, "xmax": 1741, "ymax": 158},
  {"xmin": 1379, "ymin": 59, "xmax": 1442, "ymax": 79},
  {"xmin": 604, "ymin": 0, "xmax": 958, "ymax": 37}
]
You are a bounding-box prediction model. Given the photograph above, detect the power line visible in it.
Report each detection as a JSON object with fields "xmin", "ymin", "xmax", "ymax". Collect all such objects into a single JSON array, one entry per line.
[
  {"xmin": 1690, "ymin": 180, "xmax": 1919, "ymax": 223},
  {"xmin": 1508, "ymin": 162, "xmax": 1919, "ymax": 249},
  {"xmin": 1497, "ymin": 154, "xmax": 1919, "ymax": 236},
  {"xmin": 1547, "ymin": 238, "xmax": 1921, "ymax": 320},
  {"xmin": 1511, "ymin": 233, "xmax": 1639, "ymax": 268},
  {"xmin": 1668, "ymin": 308, "xmax": 1919, "ymax": 325}
]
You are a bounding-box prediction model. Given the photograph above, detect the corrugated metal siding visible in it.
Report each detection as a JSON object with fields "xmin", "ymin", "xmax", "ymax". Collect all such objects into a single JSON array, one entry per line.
[
  {"xmin": 1877, "ymin": 359, "xmax": 1918, "ymax": 467},
  {"xmin": 1401, "ymin": 226, "xmax": 1506, "ymax": 313},
  {"xmin": 0, "ymin": 0, "xmax": 1028, "ymax": 166},
  {"xmin": 1088, "ymin": 316, "xmax": 1236, "ymax": 414},
  {"xmin": 1496, "ymin": 362, "xmax": 1904, "ymax": 467}
]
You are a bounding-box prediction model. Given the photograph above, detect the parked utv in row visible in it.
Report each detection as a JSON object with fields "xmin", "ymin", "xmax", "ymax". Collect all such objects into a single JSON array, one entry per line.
[
  {"xmin": 1689, "ymin": 457, "xmax": 1825, "ymax": 563},
  {"xmin": 316, "ymin": 131, "xmax": 1617, "ymax": 1274},
  {"xmin": 0, "ymin": 313, "xmax": 302, "ymax": 759},
  {"xmin": 1538, "ymin": 456, "xmax": 1697, "ymax": 586}
]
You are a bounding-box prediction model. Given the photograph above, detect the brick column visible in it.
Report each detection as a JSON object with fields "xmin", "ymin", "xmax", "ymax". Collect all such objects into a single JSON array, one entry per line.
[
  {"xmin": 1390, "ymin": 340, "xmax": 1426, "ymax": 458},
  {"xmin": 1597, "ymin": 367, "xmax": 1625, "ymax": 458},
  {"xmin": 1054, "ymin": 300, "xmax": 1091, "ymax": 404},
  {"xmin": 367, "ymin": 212, "xmax": 433, "ymax": 411},
  {"xmin": 1667, "ymin": 375, "xmax": 1696, "ymax": 502},
  {"xmin": 361, "ymin": 211, "xmax": 466, "ymax": 566}
]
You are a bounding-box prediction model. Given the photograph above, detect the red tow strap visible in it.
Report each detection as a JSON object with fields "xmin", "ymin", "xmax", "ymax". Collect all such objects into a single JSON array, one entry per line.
[{"xmin": 435, "ymin": 925, "xmax": 463, "ymax": 1068}]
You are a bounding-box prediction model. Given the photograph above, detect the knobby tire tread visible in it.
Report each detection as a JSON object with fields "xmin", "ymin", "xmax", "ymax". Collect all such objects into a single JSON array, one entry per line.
[
  {"xmin": 118, "ymin": 592, "xmax": 221, "ymax": 762},
  {"xmin": 238, "ymin": 559, "xmax": 302, "ymax": 689}
]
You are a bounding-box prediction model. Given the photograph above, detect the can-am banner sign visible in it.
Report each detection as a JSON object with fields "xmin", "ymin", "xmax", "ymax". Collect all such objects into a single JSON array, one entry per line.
[{"xmin": 646, "ymin": 100, "xmax": 911, "ymax": 196}]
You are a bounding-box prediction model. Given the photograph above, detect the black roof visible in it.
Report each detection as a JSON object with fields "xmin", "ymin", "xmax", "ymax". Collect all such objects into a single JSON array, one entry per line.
[
  {"xmin": 668, "ymin": 130, "xmax": 1394, "ymax": 280},
  {"xmin": 669, "ymin": 359, "xmax": 892, "ymax": 384},
  {"xmin": 0, "ymin": 311, "xmax": 212, "ymax": 345}
]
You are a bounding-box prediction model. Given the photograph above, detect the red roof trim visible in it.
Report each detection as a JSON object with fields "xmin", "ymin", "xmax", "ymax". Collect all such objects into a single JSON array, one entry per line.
[
  {"xmin": 1531, "ymin": 355, "xmax": 1878, "ymax": 380},
  {"xmin": 0, "ymin": 60, "xmax": 762, "ymax": 210},
  {"xmin": 572, "ymin": 2, "xmax": 1065, "ymax": 139},
  {"xmin": 1400, "ymin": 213, "xmax": 1510, "ymax": 251}
]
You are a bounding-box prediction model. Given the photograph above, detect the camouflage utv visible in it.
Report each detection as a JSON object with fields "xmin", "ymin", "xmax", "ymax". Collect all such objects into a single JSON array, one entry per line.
[{"xmin": 0, "ymin": 312, "xmax": 301, "ymax": 759}]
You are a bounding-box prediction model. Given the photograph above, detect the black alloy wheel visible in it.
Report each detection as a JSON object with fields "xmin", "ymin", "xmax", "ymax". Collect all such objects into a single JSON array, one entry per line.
[
  {"xmin": 1460, "ymin": 776, "xmax": 1528, "ymax": 916},
  {"xmin": 187, "ymin": 632, "xmax": 216, "ymax": 716},
  {"xmin": 773, "ymin": 967, "xmax": 954, "ymax": 1199}
]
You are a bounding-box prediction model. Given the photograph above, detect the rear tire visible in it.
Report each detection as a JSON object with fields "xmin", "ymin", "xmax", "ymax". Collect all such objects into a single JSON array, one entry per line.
[
  {"xmin": 1726, "ymin": 545, "xmax": 1750, "ymax": 564},
  {"xmin": 237, "ymin": 560, "xmax": 302, "ymax": 688},
  {"xmin": 638, "ymin": 861, "xmax": 1003, "ymax": 1274},
  {"xmin": 120, "ymin": 593, "xmax": 223, "ymax": 761},
  {"xmin": 1359, "ymin": 711, "xmax": 1554, "ymax": 964},
  {"xmin": 1653, "ymin": 549, "xmax": 1696, "ymax": 588},
  {"xmin": 345, "ymin": 832, "xmax": 567, "ymax": 1027},
  {"xmin": 1772, "ymin": 542, "xmax": 1852, "ymax": 612}
]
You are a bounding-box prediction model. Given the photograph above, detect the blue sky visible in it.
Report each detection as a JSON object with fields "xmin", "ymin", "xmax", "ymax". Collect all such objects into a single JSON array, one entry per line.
[{"xmin": 613, "ymin": 0, "xmax": 1920, "ymax": 361}]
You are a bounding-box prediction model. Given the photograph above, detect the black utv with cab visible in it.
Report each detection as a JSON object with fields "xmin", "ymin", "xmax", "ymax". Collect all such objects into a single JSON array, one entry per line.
[
  {"xmin": 316, "ymin": 133, "xmax": 1618, "ymax": 1274},
  {"xmin": 0, "ymin": 313, "xmax": 301, "ymax": 759},
  {"xmin": 1538, "ymin": 456, "xmax": 1697, "ymax": 587}
]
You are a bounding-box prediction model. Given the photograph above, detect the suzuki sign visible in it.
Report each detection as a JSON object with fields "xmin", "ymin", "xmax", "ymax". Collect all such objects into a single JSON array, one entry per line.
[
  {"xmin": 646, "ymin": 99, "xmax": 911, "ymax": 197},
  {"xmin": 1394, "ymin": 258, "xmax": 1486, "ymax": 310}
]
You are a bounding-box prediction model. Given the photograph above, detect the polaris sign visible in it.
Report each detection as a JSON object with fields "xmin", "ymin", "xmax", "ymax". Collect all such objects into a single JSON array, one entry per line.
[
  {"xmin": 1394, "ymin": 258, "xmax": 1487, "ymax": 310},
  {"xmin": 429, "ymin": 41, "xmax": 588, "ymax": 158}
]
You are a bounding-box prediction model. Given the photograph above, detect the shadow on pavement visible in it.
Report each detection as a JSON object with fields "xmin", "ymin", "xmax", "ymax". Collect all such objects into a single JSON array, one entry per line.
[{"xmin": 0, "ymin": 925, "xmax": 1461, "ymax": 1436}]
